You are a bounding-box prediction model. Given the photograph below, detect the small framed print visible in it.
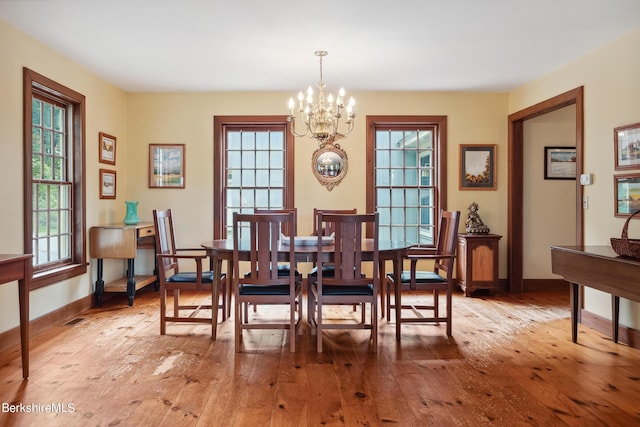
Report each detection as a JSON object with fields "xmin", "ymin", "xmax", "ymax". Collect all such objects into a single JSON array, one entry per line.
[
  {"xmin": 99, "ymin": 132, "xmax": 116, "ymax": 165},
  {"xmin": 149, "ymin": 144, "xmax": 186, "ymax": 188},
  {"xmin": 459, "ymin": 144, "xmax": 496, "ymax": 190},
  {"xmin": 544, "ymin": 147, "xmax": 576, "ymax": 180},
  {"xmin": 614, "ymin": 122, "xmax": 640, "ymax": 170},
  {"xmin": 614, "ymin": 173, "xmax": 640, "ymax": 217},
  {"xmin": 99, "ymin": 169, "xmax": 116, "ymax": 199}
]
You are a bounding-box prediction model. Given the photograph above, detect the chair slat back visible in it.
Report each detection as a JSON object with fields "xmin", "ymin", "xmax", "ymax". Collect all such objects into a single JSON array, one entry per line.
[
  {"xmin": 434, "ymin": 210, "xmax": 460, "ymax": 276},
  {"xmin": 153, "ymin": 209, "xmax": 179, "ymax": 273},
  {"xmin": 234, "ymin": 212, "xmax": 296, "ymax": 286},
  {"xmin": 317, "ymin": 213, "xmax": 378, "ymax": 286}
]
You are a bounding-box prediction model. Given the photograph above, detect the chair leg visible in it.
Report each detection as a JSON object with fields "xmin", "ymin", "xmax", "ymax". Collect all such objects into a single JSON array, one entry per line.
[
  {"xmin": 211, "ymin": 281, "xmax": 219, "ymax": 341},
  {"xmin": 235, "ymin": 298, "xmax": 242, "ymax": 352},
  {"xmin": 434, "ymin": 290, "xmax": 439, "ymax": 319},
  {"xmin": 446, "ymin": 288, "xmax": 452, "ymax": 337},
  {"xmin": 173, "ymin": 289, "xmax": 180, "ymax": 315},
  {"xmin": 317, "ymin": 300, "xmax": 323, "ymax": 353},
  {"xmin": 371, "ymin": 299, "xmax": 378, "ymax": 352},
  {"xmin": 160, "ymin": 286, "xmax": 167, "ymax": 335},
  {"xmin": 395, "ymin": 280, "xmax": 402, "ymax": 340}
]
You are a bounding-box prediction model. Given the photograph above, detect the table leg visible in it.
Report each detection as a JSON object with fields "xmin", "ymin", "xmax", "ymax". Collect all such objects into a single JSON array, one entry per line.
[
  {"xmin": 126, "ymin": 258, "xmax": 135, "ymax": 306},
  {"xmin": 95, "ymin": 258, "xmax": 105, "ymax": 306},
  {"xmin": 612, "ymin": 295, "xmax": 620, "ymax": 343},
  {"xmin": 378, "ymin": 260, "xmax": 386, "ymax": 319},
  {"xmin": 571, "ymin": 282, "xmax": 579, "ymax": 343},
  {"xmin": 18, "ymin": 275, "xmax": 29, "ymax": 379},
  {"xmin": 395, "ymin": 253, "xmax": 403, "ymax": 341}
]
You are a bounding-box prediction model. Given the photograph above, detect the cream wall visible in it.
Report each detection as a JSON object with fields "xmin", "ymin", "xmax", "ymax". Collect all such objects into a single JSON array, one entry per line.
[
  {"xmin": 0, "ymin": 20, "xmax": 128, "ymax": 333},
  {"xmin": 510, "ymin": 28, "xmax": 640, "ymax": 328},
  {"xmin": 126, "ymin": 91, "xmax": 509, "ymax": 274}
]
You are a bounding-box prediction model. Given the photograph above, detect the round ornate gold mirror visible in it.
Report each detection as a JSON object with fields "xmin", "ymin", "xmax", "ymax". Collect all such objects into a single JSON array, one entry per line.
[{"xmin": 311, "ymin": 143, "xmax": 348, "ymax": 191}]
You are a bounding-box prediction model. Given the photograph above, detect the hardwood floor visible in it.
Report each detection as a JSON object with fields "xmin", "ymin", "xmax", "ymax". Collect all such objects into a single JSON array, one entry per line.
[{"xmin": 1, "ymin": 288, "xmax": 639, "ymax": 426}]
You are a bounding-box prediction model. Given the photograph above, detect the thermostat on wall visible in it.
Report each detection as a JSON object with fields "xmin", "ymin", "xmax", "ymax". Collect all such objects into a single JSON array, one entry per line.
[{"xmin": 580, "ymin": 173, "xmax": 592, "ymax": 185}]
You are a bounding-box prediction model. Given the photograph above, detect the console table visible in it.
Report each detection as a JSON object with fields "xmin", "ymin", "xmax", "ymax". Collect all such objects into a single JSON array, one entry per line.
[
  {"xmin": 90, "ymin": 223, "xmax": 157, "ymax": 306},
  {"xmin": 0, "ymin": 254, "xmax": 32, "ymax": 379},
  {"xmin": 550, "ymin": 245, "xmax": 640, "ymax": 343}
]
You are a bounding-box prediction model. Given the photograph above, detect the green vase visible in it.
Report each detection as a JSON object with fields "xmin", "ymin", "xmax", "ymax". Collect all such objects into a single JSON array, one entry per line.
[{"xmin": 123, "ymin": 201, "xmax": 140, "ymax": 225}]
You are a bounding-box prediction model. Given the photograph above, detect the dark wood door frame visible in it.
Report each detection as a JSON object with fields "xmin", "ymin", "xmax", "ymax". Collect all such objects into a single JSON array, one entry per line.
[{"xmin": 507, "ymin": 87, "xmax": 584, "ymax": 292}]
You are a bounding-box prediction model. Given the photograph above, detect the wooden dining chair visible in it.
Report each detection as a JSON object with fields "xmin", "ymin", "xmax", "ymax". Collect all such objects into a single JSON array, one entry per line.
[
  {"xmin": 233, "ymin": 211, "xmax": 302, "ymax": 352},
  {"xmin": 153, "ymin": 209, "xmax": 226, "ymax": 340},
  {"xmin": 385, "ymin": 210, "xmax": 460, "ymax": 339},
  {"xmin": 308, "ymin": 212, "xmax": 379, "ymax": 353}
]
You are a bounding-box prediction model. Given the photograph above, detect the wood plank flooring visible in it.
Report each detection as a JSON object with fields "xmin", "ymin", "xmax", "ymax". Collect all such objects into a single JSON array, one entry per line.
[{"xmin": 1, "ymin": 288, "xmax": 639, "ymax": 426}]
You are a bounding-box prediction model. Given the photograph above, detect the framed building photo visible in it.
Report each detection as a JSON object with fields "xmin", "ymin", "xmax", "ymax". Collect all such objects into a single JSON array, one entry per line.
[
  {"xmin": 614, "ymin": 122, "xmax": 640, "ymax": 170},
  {"xmin": 544, "ymin": 147, "xmax": 576, "ymax": 180},
  {"xmin": 614, "ymin": 173, "xmax": 640, "ymax": 217},
  {"xmin": 149, "ymin": 144, "xmax": 186, "ymax": 188},
  {"xmin": 99, "ymin": 169, "xmax": 116, "ymax": 199},
  {"xmin": 459, "ymin": 144, "xmax": 496, "ymax": 190},
  {"xmin": 99, "ymin": 132, "xmax": 116, "ymax": 165}
]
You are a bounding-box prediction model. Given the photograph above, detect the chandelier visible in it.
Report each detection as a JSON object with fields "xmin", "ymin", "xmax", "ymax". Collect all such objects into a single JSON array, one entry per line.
[{"xmin": 288, "ymin": 51, "xmax": 355, "ymax": 144}]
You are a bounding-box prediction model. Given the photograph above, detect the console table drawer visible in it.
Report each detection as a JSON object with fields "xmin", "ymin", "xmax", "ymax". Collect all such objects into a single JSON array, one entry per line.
[{"xmin": 137, "ymin": 226, "xmax": 155, "ymax": 239}]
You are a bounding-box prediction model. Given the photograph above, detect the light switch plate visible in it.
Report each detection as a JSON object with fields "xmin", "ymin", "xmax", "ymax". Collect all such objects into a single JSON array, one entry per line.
[{"xmin": 580, "ymin": 173, "xmax": 592, "ymax": 185}]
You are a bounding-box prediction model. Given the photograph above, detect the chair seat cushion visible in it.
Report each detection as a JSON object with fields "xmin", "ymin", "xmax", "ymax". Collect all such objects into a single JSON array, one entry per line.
[
  {"xmin": 308, "ymin": 265, "xmax": 366, "ymax": 278},
  {"xmin": 313, "ymin": 284, "xmax": 374, "ymax": 296},
  {"xmin": 245, "ymin": 265, "xmax": 301, "ymax": 278},
  {"xmin": 387, "ymin": 271, "xmax": 446, "ymax": 284},
  {"xmin": 239, "ymin": 283, "xmax": 301, "ymax": 295},
  {"xmin": 308, "ymin": 265, "xmax": 336, "ymax": 277},
  {"xmin": 166, "ymin": 271, "xmax": 224, "ymax": 283}
]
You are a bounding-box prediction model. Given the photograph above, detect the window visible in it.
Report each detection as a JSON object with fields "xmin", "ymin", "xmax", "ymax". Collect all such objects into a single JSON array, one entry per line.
[
  {"xmin": 213, "ymin": 116, "xmax": 294, "ymax": 239},
  {"xmin": 366, "ymin": 116, "xmax": 447, "ymax": 246},
  {"xmin": 24, "ymin": 68, "xmax": 86, "ymax": 288}
]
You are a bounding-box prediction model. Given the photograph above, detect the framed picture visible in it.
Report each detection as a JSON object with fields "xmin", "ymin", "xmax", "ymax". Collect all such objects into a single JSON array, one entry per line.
[
  {"xmin": 614, "ymin": 122, "xmax": 640, "ymax": 170},
  {"xmin": 99, "ymin": 132, "xmax": 116, "ymax": 165},
  {"xmin": 459, "ymin": 144, "xmax": 496, "ymax": 190},
  {"xmin": 149, "ymin": 144, "xmax": 185, "ymax": 188},
  {"xmin": 99, "ymin": 169, "xmax": 116, "ymax": 199},
  {"xmin": 544, "ymin": 147, "xmax": 576, "ymax": 180},
  {"xmin": 614, "ymin": 173, "xmax": 640, "ymax": 217}
]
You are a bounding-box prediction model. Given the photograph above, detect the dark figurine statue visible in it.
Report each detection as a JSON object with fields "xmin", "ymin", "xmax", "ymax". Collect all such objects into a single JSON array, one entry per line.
[{"xmin": 465, "ymin": 202, "xmax": 490, "ymax": 234}]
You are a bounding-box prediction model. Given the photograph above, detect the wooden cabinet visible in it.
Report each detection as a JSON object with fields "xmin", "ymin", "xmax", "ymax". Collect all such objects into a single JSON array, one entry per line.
[
  {"xmin": 457, "ymin": 233, "xmax": 502, "ymax": 296},
  {"xmin": 90, "ymin": 223, "xmax": 157, "ymax": 306}
]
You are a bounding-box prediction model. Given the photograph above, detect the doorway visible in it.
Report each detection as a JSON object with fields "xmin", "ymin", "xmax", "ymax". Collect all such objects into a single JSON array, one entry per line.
[{"xmin": 507, "ymin": 87, "xmax": 584, "ymax": 292}]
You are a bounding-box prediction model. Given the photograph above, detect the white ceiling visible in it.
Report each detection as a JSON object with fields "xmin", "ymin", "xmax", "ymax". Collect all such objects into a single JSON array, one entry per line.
[{"xmin": 1, "ymin": 0, "xmax": 639, "ymax": 93}]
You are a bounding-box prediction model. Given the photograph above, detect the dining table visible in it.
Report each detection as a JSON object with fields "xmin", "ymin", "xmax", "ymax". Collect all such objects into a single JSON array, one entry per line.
[{"xmin": 201, "ymin": 238, "xmax": 412, "ymax": 326}]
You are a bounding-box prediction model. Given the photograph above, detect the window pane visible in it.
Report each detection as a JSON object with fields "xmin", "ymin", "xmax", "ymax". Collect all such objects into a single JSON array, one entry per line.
[
  {"xmin": 43, "ymin": 103, "xmax": 52, "ymax": 129},
  {"xmin": 228, "ymin": 132, "xmax": 241, "ymax": 149},
  {"xmin": 227, "ymin": 189, "xmax": 240, "ymax": 207},
  {"xmin": 270, "ymin": 190, "xmax": 283, "ymax": 208},
  {"xmin": 376, "ymin": 131, "xmax": 389, "ymax": 149},
  {"xmin": 241, "ymin": 132, "xmax": 255, "ymax": 150},
  {"xmin": 256, "ymin": 132, "xmax": 269, "ymax": 150},
  {"xmin": 270, "ymin": 170, "xmax": 283, "ymax": 187},
  {"xmin": 256, "ymin": 151, "xmax": 269, "ymax": 168},
  {"xmin": 255, "ymin": 170, "xmax": 269, "ymax": 187},
  {"xmin": 242, "ymin": 151, "xmax": 255, "ymax": 168},
  {"xmin": 377, "ymin": 189, "xmax": 390, "ymax": 206},
  {"xmin": 270, "ymin": 132, "xmax": 283, "ymax": 150},
  {"xmin": 32, "ymin": 99, "xmax": 41, "ymax": 126},
  {"xmin": 405, "ymin": 169, "xmax": 418, "ymax": 186},
  {"xmin": 377, "ymin": 149, "xmax": 389, "ymax": 168},
  {"xmin": 270, "ymin": 151, "xmax": 283, "ymax": 169},
  {"xmin": 241, "ymin": 170, "xmax": 255, "ymax": 186},
  {"xmin": 376, "ymin": 169, "xmax": 390, "ymax": 186},
  {"xmin": 228, "ymin": 151, "xmax": 241, "ymax": 168},
  {"xmin": 255, "ymin": 189, "xmax": 269, "ymax": 207}
]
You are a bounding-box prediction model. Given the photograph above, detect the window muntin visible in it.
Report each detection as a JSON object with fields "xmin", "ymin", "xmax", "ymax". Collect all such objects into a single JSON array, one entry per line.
[
  {"xmin": 367, "ymin": 116, "xmax": 446, "ymax": 247},
  {"xmin": 225, "ymin": 129, "xmax": 286, "ymax": 239},
  {"xmin": 31, "ymin": 97, "xmax": 73, "ymax": 267}
]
